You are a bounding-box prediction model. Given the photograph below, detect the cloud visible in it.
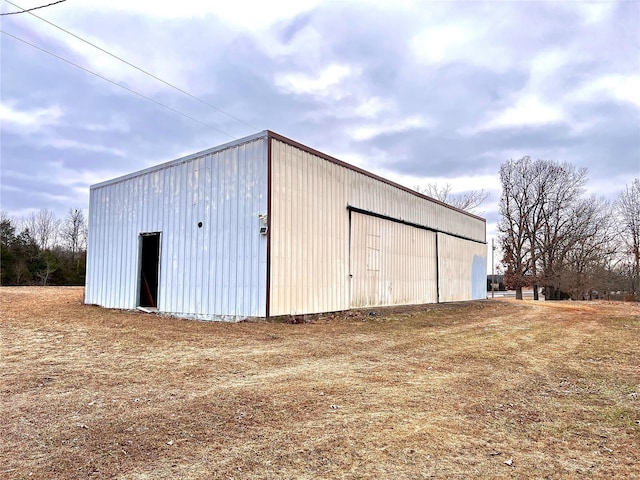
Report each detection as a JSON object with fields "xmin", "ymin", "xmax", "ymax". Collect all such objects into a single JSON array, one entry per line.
[
  {"xmin": 574, "ymin": 2, "xmax": 614, "ymax": 24},
  {"xmin": 350, "ymin": 114, "xmax": 434, "ymax": 141},
  {"xmin": 0, "ymin": 103, "xmax": 63, "ymax": 132},
  {"xmin": 5, "ymin": 0, "xmax": 321, "ymax": 32},
  {"xmin": 262, "ymin": 21, "xmax": 324, "ymax": 61},
  {"xmin": 465, "ymin": 96, "xmax": 566, "ymax": 134},
  {"xmin": 42, "ymin": 138, "xmax": 126, "ymax": 157},
  {"xmin": 352, "ymin": 97, "xmax": 393, "ymax": 119},
  {"xmin": 411, "ymin": 24, "xmax": 472, "ymax": 64},
  {"xmin": 2, "ymin": 162, "xmax": 126, "ymax": 215},
  {"xmin": 573, "ymin": 74, "xmax": 640, "ymax": 109},
  {"xmin": 274, "ymin": 64, "xmax": 355, "ymax": 97},
  {"xmin": 0, "ymin": 0, "xmax": 638, "ymax": 231},
  {"xmin": 3, "ymin": 162, "xmax": 122, "ymax": 190},
  {"xmin": 409, "ymin": 7, "xmax": 519, "ymax": 72},
  {"xmin": 81, "ymin": 116, "xmax": 131, "ymax": 134}
]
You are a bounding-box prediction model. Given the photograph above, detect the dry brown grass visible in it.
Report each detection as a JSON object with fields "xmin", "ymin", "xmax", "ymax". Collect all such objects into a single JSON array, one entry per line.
[{"xmin": 1, "ymin": 287, "xmax": 639, "ymax": 479}]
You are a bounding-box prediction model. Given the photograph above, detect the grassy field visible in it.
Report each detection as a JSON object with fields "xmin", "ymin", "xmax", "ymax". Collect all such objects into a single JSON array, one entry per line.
[{"xmin": 1, "ymin": 287, "xmax": 639, "ymax": 479}]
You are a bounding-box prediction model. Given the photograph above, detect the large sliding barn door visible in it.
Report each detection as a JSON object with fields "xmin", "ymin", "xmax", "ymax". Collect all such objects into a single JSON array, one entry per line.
[{"xmin": 349, "ymin": 212, "xmax": 437, "ymax": 308}]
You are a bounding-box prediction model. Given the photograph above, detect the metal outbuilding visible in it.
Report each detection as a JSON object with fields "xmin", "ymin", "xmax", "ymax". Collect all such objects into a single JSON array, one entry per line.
[{"xmin": 85, "ymin": 130, "xmax": 487, "ymax": 320}]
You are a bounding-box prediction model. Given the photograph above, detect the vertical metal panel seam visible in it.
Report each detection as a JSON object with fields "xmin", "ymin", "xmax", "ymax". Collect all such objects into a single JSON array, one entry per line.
[
  {"xmin": 234, "ymin": 147, "xmax": 242, "ymax": 316},
  {"xmin": 347, "ymin": 207, "xmax": 352, "ymax": 308},
  {"xmin": 265, "ymin": 134, "xmax": 272, "ymax": 318},
  {"xmin": 436, "ymin": 232, "xmax": 440, "ymax": 303}
]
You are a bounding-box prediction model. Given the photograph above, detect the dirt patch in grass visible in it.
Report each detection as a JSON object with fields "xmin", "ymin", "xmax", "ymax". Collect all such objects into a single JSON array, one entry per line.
[{"xmin": 1, "ymin": 288, "xmax": 639, "ymax": 479}]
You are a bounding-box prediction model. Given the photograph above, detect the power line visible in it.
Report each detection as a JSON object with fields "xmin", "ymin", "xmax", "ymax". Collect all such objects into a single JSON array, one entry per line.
[
  {"xmin": 4, "ymin": 0, "xmax": 260, "ymax": 132},
  {"xmin": 0, "ymin": 29, "xmax": 237, "ymax": 139},
  {"xmin": 1, "ymin": 0, "xmax": 65, "ymax": 15}
]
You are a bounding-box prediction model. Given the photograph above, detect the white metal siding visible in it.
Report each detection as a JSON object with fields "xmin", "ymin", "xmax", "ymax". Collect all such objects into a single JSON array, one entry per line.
[
  {"xmin": 269, "ymin": 141, "xmax": 349, "ymax": 315},
  {"xmin": 345, "ymin": 173, "xmax": 485, "ymax": 243},
  {"xmin": 437, "ymin": 233, "xmax": 487, "ymax": 302},
  {"xmin": 85, "ymin": 136, "xmax": 268, "ymax": 320},
  {"xmin": 350, "ymin": 212, "xmax": 437, "ymax": 308},
  {"xmin": 269, "ymin": 138, "xmax": 485, "ymax": 315}
]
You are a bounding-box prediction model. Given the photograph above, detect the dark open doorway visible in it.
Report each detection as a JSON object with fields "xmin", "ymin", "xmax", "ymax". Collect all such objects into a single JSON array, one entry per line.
[{"xmin": 139, "ymin": 233, "xmax": 160, "ymax": 308}]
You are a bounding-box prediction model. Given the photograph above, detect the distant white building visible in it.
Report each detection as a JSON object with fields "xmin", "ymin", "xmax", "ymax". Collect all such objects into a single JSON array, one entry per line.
[{"xmin": 85, "ymin": 131, "xmax": 487, "ymax": 320}]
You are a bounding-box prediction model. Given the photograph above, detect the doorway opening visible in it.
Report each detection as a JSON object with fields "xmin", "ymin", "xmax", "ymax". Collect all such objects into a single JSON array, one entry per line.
[{"xmin": 139, "ymin": 233, "xmax": 160, "ymax": 308}]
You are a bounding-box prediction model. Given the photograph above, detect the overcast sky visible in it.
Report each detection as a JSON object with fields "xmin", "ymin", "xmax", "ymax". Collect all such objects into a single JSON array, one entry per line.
[{"xmin": 2, "ymin": 0, "xmax": 639, "ymax": 258}]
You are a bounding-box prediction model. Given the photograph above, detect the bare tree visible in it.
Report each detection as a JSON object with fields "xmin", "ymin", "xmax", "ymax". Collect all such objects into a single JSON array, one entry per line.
[
  {"xmin": 498, "ymin": 157, "xmax": 535, "ymax": 300},
  {"xmin": 59, "ymin": 208, "xmax": 87, "ymax": 261},
  {"xmin": 33, "ymin": 251, "xmax": 58, "ymax": 286},
  {"xmin": 522, "ymin": 159, "xmax": 558, "ymax": 300},
  {"xmin": 534, "ymin": 162, "xmax": 588, "ymax": 300},
  {"xmin": 617, "ymin": 178, "xmax": 640, "ymax": 297},
  {"xmin": 24, "ymin": 209, "xmax": 60, "ymax": 250},
  {"xmin": 562, "ymin": 196, "xmax": 616, "ymax": 299},
  {"xmin": 416, "ymin": 183, "xmax": 488, "ymax": 213},
  {"xmin": 498, "ymin": 157, "xmax": 597, "ymax": 301}
]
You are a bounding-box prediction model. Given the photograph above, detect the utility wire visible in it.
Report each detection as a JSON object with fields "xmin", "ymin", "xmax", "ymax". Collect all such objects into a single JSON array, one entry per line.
[
  {"xmin": 1, "ymin": 0, "xmax": 65, "ymax": 15},
  {"xmin": 1, "ymin": 29, "xmax": 237, "ymax": 139},
  {"xmin": 4, "ymin": 0, "xmax": 260, "ymax": 132}
]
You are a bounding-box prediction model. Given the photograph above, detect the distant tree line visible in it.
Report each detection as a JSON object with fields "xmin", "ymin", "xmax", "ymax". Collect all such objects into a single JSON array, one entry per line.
[
  {"xmin": 1, "ymin": 208, "xmax": 87, "ymax": 286},
  {"xmin": 499, "ymin": 157, "xmax": 639, "ymax": 301}
]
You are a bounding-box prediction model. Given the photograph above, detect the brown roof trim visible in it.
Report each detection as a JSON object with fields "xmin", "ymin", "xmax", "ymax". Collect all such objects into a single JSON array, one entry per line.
[{"xmin": 266, "ymin": 130, "xmax": 486, "ymax": 223}]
